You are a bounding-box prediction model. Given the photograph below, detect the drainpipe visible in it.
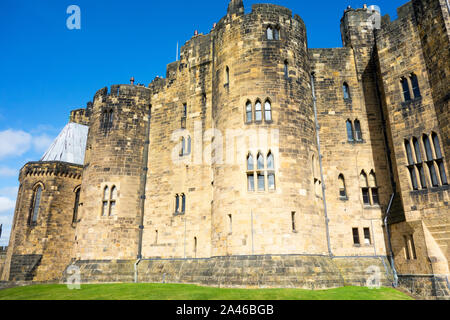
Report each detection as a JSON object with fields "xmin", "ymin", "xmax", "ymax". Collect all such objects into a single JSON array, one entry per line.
[
  {"xmin": 384, "ymin": 193, "xmax": 398, "ymax": 287},
  {"xmin": 310, "ymin": 72, "xmax": 333, "ymax": 257},
  {"xmin": 135, "ymin": 104, "xmax": 152, "ymax": 283}
]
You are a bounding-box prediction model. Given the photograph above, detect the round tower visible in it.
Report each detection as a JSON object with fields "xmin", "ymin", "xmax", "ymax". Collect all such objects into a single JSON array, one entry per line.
[
  {"xmin": 210, "ymin": 2, "xmax": 328, "ymax": 256},
  {"xmin": 74, "ymin": 84, "xmax": 151, "ymax": 260}
]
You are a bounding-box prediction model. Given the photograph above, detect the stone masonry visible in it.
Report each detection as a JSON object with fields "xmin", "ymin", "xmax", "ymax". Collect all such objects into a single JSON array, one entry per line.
[{"xmin": 2, "ymin": 0, "xmax": 449, "ymax": 298}]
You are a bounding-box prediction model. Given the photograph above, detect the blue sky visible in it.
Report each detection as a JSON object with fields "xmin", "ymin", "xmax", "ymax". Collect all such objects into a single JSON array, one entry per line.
[{"xmin": 0, "ymin": 0, "xmax": 406, "ymax": 246}]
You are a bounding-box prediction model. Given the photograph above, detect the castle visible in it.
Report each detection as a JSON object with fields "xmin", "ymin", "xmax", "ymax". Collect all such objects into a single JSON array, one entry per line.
[{"xmin": 1, "ymin": 0, "xmax": 449, "ymax": 298}]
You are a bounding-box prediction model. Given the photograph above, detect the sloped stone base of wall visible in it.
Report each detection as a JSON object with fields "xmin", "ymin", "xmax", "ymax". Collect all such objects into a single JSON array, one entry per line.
[
  {"xmin": 62, "ymin": 255, "xmax": 394, "ymax": 289},
  {"xmin": 8, "ymin": 254, "xmax": 42, "ymax": 281},
  {"xmin": 398, "ymin": 275, "xmax": 450, "ymax": 300}
]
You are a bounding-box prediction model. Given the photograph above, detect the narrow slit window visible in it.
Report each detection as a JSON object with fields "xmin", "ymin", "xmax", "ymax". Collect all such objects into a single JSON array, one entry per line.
[
  {"xmin": 267, "ymin": 27, "xmax": 274, "ymax": 40},
  {"xmin": 246, "ymin": 101, "xmax": 252, "ymax": 123},
  {"xmin": 423, "ymin": 135, "xmax": 433, "ymax": 161},
  {"xmin": 437, "ymin": 161, "xmax": 448, "ymax": 185},
  {"xmin": 264, "ymin": 100, "xmax": 272, "ymax": 122},
  {"xmin": 432, "ymin": 133, "xmax": 443, "ymax": 159},
  {"xmin": 417, "ymin": 165, "xmax": 427, "ymax": 189},
  {"xmin": 410, "ymin": 74, "xmax": 421, "ymax": 99},
  {"xmin": 410, "ymin": 235, "xmax": 417, "ymax": 259},
  {"xmin": 291, "ymin": 212, "xmax": 296, "ymax": 232},
  {"xmin": 73, "ymin": 188, "xmax": 80, "ymax": 223},
  {"xmin": 181, "ymin": 194, "xmax": 186, "ymax": 213},
  {"xmin": 343, "ymin": 82, "xmax": 350, "ymax": 100},
  {"xmin": 413, "ymin": 138, "xmax": 422, "ymax": 163},
  {"xmin": 346, "ymin": 120, "xmax": 354, "ymax": 142},
  {"xmin": 338, "ymin": 174, "xmax": 347, "ymax": 198},
  {"xmin": 353, "ymin": 228, "xmax": 360, "ymax": 245},
  {"xmin": 274, "ymin": 28, "xmax": 280, "ymax": 40},
  {"xmin": 31, "ymin": 186, "xmax": 43, "ymax": 224},
  {"xmin": 284, "ymin": 61, "xmax": 289, "ymax": 79},
  {"xmin": 401, "ymin": 77, "xmax": 411, "ymax": 102},
  {"xmin": 428, "ymin": 163, "xmax": 439, "ymax": 187},
  {"xmin": 102, "ymin": 186, "xmax": 109, "ymax": 216},
  {"xmin": 354, "ymin": 119, "xmax": 362, "ymax": 141},
  {"xmin": 225, "ymin": 67, "xmax": 230, "ymax": 86},
  {"xmin": 405, "ymin": 140, "xmax": 414, "ymax": 165},
  {"xmin": 175, "ymin": 194, "xmax": 180, "ymax": 213},
  {"xmin": 409, "ymin": 167, "xmax": 419, "ymax": 190},
  {"xmin": 109, "ymin": 186, "xmax": 117, "ymax": 216},
  {"xmin": 255, "ymin": 101, "xmax": 262, "ymax": 122},
  {"xmin": 363, "ymin": 228, "xmax": 371, "ymax": 245},
  {"xmin": 228, "ymin": 214, "xmax": 232, "ymax": 234},
  {"xmin": 404, "ymin": 235, "xmax": 411, "ymax": 260}
]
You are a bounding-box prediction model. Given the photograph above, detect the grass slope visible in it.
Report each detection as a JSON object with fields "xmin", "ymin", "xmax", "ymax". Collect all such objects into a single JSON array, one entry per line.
[{"xmin": 0, "ymin": 283, "xmax": 413, "ymax": 300}]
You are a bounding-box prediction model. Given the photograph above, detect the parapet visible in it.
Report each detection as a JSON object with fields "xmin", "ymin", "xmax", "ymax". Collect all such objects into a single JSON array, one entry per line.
[
  {"xmin": 93, "ymin": 84, "xmax": 151, "ymax": 103},
  {"xmin": 20, "ymin": 161, "xmax": 83, "ymax": 180},
  {"xmin": 69, "ymin": 104, "xmax": 91, "ymax": 126},
  {"xmin": 251, "ymin": 3, "xmax": 293, "ymax": 18}
]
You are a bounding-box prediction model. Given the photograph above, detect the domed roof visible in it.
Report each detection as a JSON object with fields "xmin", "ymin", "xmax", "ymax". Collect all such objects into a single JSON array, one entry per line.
[{"xmin": 40, "ymin": 122, "xmax": 89, "ymax": 165}]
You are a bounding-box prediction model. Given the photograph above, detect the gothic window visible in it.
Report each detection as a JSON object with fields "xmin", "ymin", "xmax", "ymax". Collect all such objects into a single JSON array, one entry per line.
[
  {"xmin": 405, "ymin": 140, "xmax": 414, "ymax": 165},
  {"xmin": 255, "ymin": 100, "xmax": 262, "ymax": 122},
  {"xmin": 175, "ymin": 194, "xmax": 180, "ymax": 213},
  {"xmin": 264, "ymin": 100, "xmax": 272, "ymax": 122},
  {"xmin": 102, "ymin": 186, "xmax": 109, "ymax": 216},
  {"xmin": 30, "ymin": 185, "xmax": 43, "ymax": 225},
  {"xmin": 72, "ymin": 187, "xmax": 81, "ymax": 224},
  {"xmin": 360, "ymin": 171, "xmax": 370, "ymax": 205},
  {"xmin": 180, "ymin": 137, "xmax": 186, "ymax": 156},
  {"xmin": 194, "ymin": 237, "xmax": 198, "ymax": 258},
  {"xmin": 369, "ymin": 171, "xmax": 379, "ymax": 205},
  {"xmin": 267, "ymin": 26, "xmax": 274, "ymax": 40},
  {"xmin": 246, "ymin": 101, "xmax": 252, "ymax": 124},
  {"xmin": 284, "ymin": 60, "xmax": 289, "ymax": 79},
  {"xmin": 225, "ymin": 66, "xmax": 230, "ymax": 86},
  {"xmin": 257, "ymin": 152, "xmax": 264, "ymax": 170},
  {"xmin": 413, "ymin": 138, "xmax": 422, "ymax": 163},
  {"xmin": 267, "ymin": 152, "xmax": 275, "ymax": 191},
  {"xmin": 432, "ymin": 133, "xmax": 442, "ymax": 159},
  {"xmin": 181, "ymin": 194, "xmax": 186, "ymax": 213},
  {"xmin": 405, "ymin": 140, "xmax": 419, "ymax": 190},
  {"xmin": 247, "ymin": 153, "xmax": 255, "ymax": 191},
  {"xmin": 410, "ymin": 73, "xmax": 421, "ymax": 99},
  {"xmin": 410, "ymin": 235, "xmax": 417, "ymax": 259},
  {"xmin": 338, "ymin": 174, "xmax": 347, "ymax": 199},
  {"xmin": 257, "ymin": 153, "xmax": 265, "ymax": 191},
  {"xmin": 343, "ymin": 82, "xmax": 351, "ymax": 100},
  {"xmin": 183, "ymin": 104, "xmax": 187, "ymax": 118},
  {"xmin": 423, "ymin": 134, "xmax": 433, "ymax": 161},
  {"xmin": 404, "ymin": 235, "xmax": 411, "ymax": 260},
  {"xmin": 346, "ymin": 120, "xmax": 354, "ymax": 142},
  {"xmin": 102, "ymin": 185, "xmax": 117, "ymax": 217},
  {"xmin": 401, "ymin": 77, "xmax": 411, "ymax": 102},
  {"xmin": 354, "ymin": 119, "xmax": 362, "ymax": 141}
]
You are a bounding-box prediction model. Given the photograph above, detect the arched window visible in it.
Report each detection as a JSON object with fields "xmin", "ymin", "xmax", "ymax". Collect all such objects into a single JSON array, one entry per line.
[
  {"xmin": 264, "ymin": 100, "xmax": 272, "ymax": 122},
  {"xmin": 180, "ymin": 137, "xmax": 185, "ymax": 156},
  {"xmin": 410, "ymin": 73, "xmax": 421, "ymax": 99},
  {"xmin": 181, "ymin": 194, "xmax": 186, "ymax": 213},
  {"xmin": 360, "ymin": 171, "xmax": 370, "ymax": 205},
  {"xmin": 423, "ymin": 134, "xmax": 433, "ymax": 161},
  {"xmin": 175, "ymin": 194, "xmax": 180, "ymax": 213},
  {"xmin": 369, "ymin": 171, "xmax": 379, "ymax": 205},
  {"xmin": 247, "ymin": 153, "xmax": 255, "ymax": 192},
  {"xmin": 109, "ymin": 186, "xmax": 117, "ymax": 216},
  {"xmin": 432, "ymin": 133, "xmax": 443, "ymax": 159},
  {"xmin": 257, "ymin": 153, "xmax": 264, "ymax": 170},
  {"xmin": 267, "ymin": 152, "xmax": 275, "ymax": 190},
  {"xmin": 412, "ymin": 137, "xmax": 426, "ymax": 188},
  {"xmin": 284, "ymin": 61, "xmax": 289, "ymax": 79},
  {"xmin": 413, "ymin": 138, "xmax": 422, "ymax": 162},
  {"xmin": 73, "ymin": 187, "xmax": 81, "ymax": 223},
  {"xmin": 225, "ymin": 66, "xmax": 230, "ymax": 86},
  {"xmin": 274, "ymin": 28, "xmax": 280, "ymax": 40},
  {"xmin": 343, "ymin": 82, "xmax": 351, "ymax": 100},
  {"xmin": 354, "ymin": 119, "xmax": 362, "ymax": 141},
  {"xmin": 187, "ymin": 136, "xmax": 191, "ymax": 155},
  {"xmin": 405, "ymin": 140, "xmax": 414, "ymax": 165},
  {"xmin": 401, "ymin": 77, "xmax": 411, "ymax": 102},
  {"xmin": 255, "ymin": 101, "xmax": 262, "ymax": 122},
  {"xmin": 267, "ymin": 26, "xmax": 274, "ymax": 40},
  {"xmin": 102, "ymin": 186, "xmax": 109, "ymax": 216},
  {"xmin": 338, "ymin": 174, "xmax": 347, "ymax": 199},
  {"xmin": 30, "ymin": 185, "xmax": 43, "ymax": 224},
  {"xmin": 346, "ymin": 120, "xmax": 354, "ymax": 142},
  {"xmin": 194, "ymin": 237, "xmax": 198, "ymax": 258},
  {"xmin": 246, "ymin": 101, "xmax": 252, "ymax": 123}
]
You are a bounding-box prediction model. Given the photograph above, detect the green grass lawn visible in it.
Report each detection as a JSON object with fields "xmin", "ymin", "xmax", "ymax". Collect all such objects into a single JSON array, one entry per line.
[{"xmin": 0, "ymin": 283, "xmax": 413, "ymax": 300}]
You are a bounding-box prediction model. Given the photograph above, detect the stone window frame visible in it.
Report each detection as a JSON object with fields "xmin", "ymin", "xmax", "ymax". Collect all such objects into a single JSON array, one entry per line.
[
  {"xmin": 225, "ymin": 66, "xmax": 230, "ymax": 87},
  {"xmin": 101, "ymin": 108, "xmax": 114, "ymax": 132},
  {"xmin": 174, "ymin": 193, "xmax": 186, "ymax": 216},
  {"xmin": 28, "ymin": 182, "xmax": 45, "ymax": 226},
  {"xmin": 266, "ymin": 25, "xmax": 280, "ymax": 41},
  {"xmin": 343, "ymin": 82, "xmax": 351, "ymax": 100},
  {"xmin": 72, "ymin": 186, "xmax": 81, "ymax": 225},
  {"xmin": 338, "ymin": 174, "xmax": 348, "ymax": 200},
  {"xmin": 244, "ymin": 98, "xmax": 273, "ymax": 125},
  {"xmin": 346, "ymin": 119, "xmax": 363, "ymax": 143},
  {"xmin": 404, "ymin": 234, "xmax": 418, "ymax": 261},
  {"xmin": 179, "ymin": 135, "xmax": 192, "ymax": 157},
  {"xmin": 101, "ymin": 184, "xmax": 118, "ymax": 218},
  {"xmin": 312, "ymin": 154, "xmax": 322, "ymax": 198},
  {"xmin": 284, "ymin": 60, "xmax": 289, "ymax": 80},
  {"xmin": 400, "ymin": 72, "xmax": 422, "ymax": 104},
  {"xmin": 360, "ymin": 170, "xmax": 379, "ymax": 207},
  {"xmin": 246, "ymin": 150, "xmax": 277, "ymax": 193}
]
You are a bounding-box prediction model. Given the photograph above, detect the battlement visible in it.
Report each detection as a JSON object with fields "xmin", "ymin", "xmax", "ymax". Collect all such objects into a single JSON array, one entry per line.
[
  {"xmin": 251, "ymin": 3, "xmax": 293, "ymax": 17},
  {"xmin": 20, "ymin": 161, "xmax": 83, "ymax": 180},
  {"xmin": 93, "ymin": 84, "xmax": 151, "ymax": 103}
]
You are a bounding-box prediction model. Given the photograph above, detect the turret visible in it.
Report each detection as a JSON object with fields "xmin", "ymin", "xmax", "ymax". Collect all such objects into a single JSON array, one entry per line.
[{"xmin": 227, "ymin": 0, "xmax": 244, "ymax": 16}]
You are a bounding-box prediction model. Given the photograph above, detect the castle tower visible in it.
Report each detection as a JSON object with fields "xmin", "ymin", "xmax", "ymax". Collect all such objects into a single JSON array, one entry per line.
[
  {"xmin": 210, "ymin": 4, "xmax": 328, "ymax": 256},
  {"xmin": 227, "ymin": 0, "xmax": 244, "ymax": 16},
  {"xmin": 73, "ymin": 85, "xmax": 151, "ymax": 260}
]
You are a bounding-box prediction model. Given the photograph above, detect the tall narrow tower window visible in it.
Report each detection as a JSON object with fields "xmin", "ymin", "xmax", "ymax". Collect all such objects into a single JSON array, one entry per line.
[
  {"xmin": 30, "ymin": 185, "xmax": 43, "ymax": 224},
  {"xmin": 255, "ymin": 101, "xmax": 262, "ymax": 122},
  {"xmin": 109, "ymin": 186, "xmax": 117, "ymax": 216},
  {"xmin": 264, "ymin": 100, "xmax": 272, "ymax": 122},
  {"xmin": 346, "ymin": 120, "xmax": 354, "ymax": 142},
  {"xmin": 338, "ymin": 174, "xmax": 347, "ymax": 199},
  {"xmin": 401, "ymin": 77, "xmax": 411, "ymax": 102},
  {"xmin": 284, "ymin": 61, "xmax": 289, "ymax": 79},
  {"xmin": 73, "ymin": 187, "xmax": 81, "ymax": 223},
  {"xmin": 102, "ymin": 186, "xmax": 109, "ymax": 216},
  {"xmin": 343, "ymin": 82, "xmax": 351, "ymax": 100},
  {"xmin": 410, "ymin": 73, "xmax": 421, "ymax": 99},
  {"xmin": 274, "ymin": 28, "xmax": 280, "ymax": 40},
  {"xmin": 267, "ymin": 26, "xmax": 273, "ymax": 40},
  {"xmin": 246, "ymin": 101, "xmax": 252, "ymax": 124},
  {"xmin": 354, "ymin": 119, "xmax": 362, "ymax": 141},
  {"xmin": 225, "ymin": 66, "xmax": 230, "ymax": 86}
]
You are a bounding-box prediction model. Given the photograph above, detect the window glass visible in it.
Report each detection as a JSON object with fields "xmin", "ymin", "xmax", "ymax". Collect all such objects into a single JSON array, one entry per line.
[
  {"xmin": 264, "ymin": 101, "xmax": 272, "ymax": 121},
  {"xmin": 255, "ymin": 101, "xmax": 262, "ymax": 122}
]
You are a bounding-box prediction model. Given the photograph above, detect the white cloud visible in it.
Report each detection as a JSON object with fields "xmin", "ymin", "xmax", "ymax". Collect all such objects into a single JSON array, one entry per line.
[
  {"xmin": 0, "ymin": 197, "xmax": 15, "ymax": 213},
  {"xmin": 0, "ymin": 167, "xmax": 17, "ymax": 177},
  {"xmin": 0, "ymin": 129, "xmax": 56, "ymax": 160},
  {"xmin": 32, "ymin": 134, "xmax": 54, "ymax": 154},
  {"xmin": 0, "ymin": 129, "xmax": 32, "ymax": 159},
  {"xmin": 0, "ymin": 186, "xmax": 19, "ymax": 199}
]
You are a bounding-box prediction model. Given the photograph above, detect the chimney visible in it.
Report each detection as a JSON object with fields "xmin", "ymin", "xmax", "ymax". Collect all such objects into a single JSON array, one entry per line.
[{"xmin": 130, "ymin": 77, "xmax": 135, "ymax": 85}]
